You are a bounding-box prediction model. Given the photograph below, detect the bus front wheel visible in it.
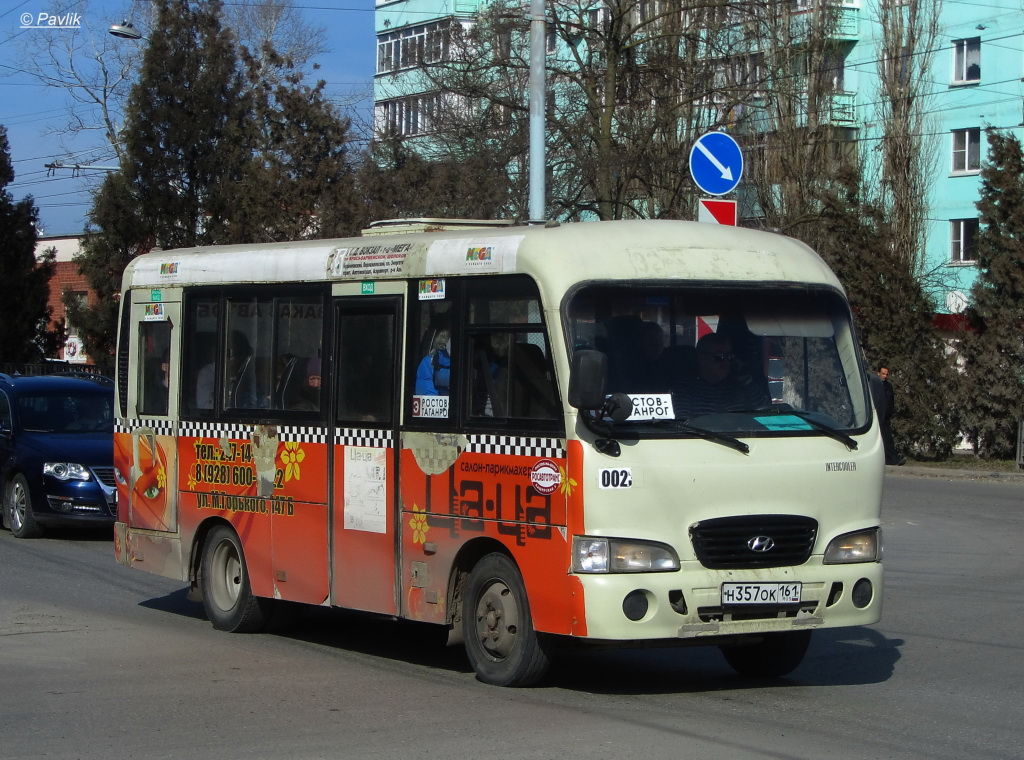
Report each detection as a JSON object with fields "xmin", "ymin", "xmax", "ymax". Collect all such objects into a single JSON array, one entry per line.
[
  {"xmin": 200, "ymin": 525, "xmax": 274, "ymax": 632},
  {"xmin": 462, "ymin": 552, "xmax": 551, "ymax": 687},
  {"xmin": 719, "ymin": 630, "xmax": 812, "ymax": 678}
]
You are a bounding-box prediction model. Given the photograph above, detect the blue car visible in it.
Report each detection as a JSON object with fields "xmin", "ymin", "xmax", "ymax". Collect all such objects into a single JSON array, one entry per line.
[{"xmin": 0, "ymin": 373, "xmax": 116, "ymax": 538}]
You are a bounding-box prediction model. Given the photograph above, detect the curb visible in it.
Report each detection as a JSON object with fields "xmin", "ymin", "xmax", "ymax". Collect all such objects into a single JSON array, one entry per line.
[{"xmin": 886, "ymin": 464, "xmax": 1024, "ymax": 483}]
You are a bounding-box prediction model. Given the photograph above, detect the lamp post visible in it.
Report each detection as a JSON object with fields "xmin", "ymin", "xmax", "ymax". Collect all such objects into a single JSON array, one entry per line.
[
  {"xmin": 528, "ymin": 0, "xmax": 546, "ymax": 223},
  {"xmin": 108, "ymin": 20, "xmax": 142, "ymax": 40}
]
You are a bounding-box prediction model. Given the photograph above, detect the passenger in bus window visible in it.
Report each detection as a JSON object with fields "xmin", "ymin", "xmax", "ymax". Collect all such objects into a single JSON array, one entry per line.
[
  {"xmin": 291, "ymin": 357, "xmax": 322, "ymax": 411},
  {"xmin": 671, "ymin": 333, "xmax": 770, "ymax": 417},
  {"xmin": 192, "ymin": 337, "xmax": 216, "ymax": 411},
  {"xmin": 141, "ymin": 353, "xmax": 169, "ymax": 416},
  {"xmin": 415, "ymin": 329, "xmax": 451, "ymax": 396}
]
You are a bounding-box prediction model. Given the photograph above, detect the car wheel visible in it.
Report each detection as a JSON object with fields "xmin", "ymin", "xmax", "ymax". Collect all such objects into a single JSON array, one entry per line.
[
  {"xmin": 719, "ymin": 630, "xmax": 812, "ymax": 678},
  {"xmin": 199, "ymin": 524, "xmax": 275, "ymax": 632},
  {"xmin": 8, "ymin": 474, "xmax": 43, "ymax": 539},
  {"xmin": 462, "ymin": 552, "xmax": 552, "ymax": 687}
]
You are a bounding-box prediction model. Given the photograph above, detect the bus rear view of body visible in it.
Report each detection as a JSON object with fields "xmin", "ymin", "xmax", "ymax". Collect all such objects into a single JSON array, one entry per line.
[{"xmin": 113, "ymin": 219, "xmax": 883, "ymax": 686}]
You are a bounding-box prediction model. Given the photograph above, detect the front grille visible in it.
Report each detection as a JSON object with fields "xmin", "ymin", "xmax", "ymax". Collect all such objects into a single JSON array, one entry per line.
[
  {"xmin": 91, "ymin": 466, "xmax": 116, "ymax": 487},
  {"xmin": 690, "ymin": 514, "xmax": 817, "ymax": 569}
]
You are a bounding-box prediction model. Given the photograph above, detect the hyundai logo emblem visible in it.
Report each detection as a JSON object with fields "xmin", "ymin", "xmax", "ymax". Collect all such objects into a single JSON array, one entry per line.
[{"xmin": 747, "ymin": 535, "xmax": 775, "ymax": 552}]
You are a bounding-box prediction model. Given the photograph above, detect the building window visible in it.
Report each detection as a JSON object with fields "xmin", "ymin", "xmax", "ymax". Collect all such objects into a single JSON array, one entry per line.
[
  {"xmin": 376, "ymin": 94, "xmax": 438, "ymax": 137},
  {"xmin": 950, "ymin": 218, "xmax": 979, "ymax": 263},
  {"xmin": 953, "ymin": 38, "xmax": 980, "ymax": 83},
  {"xmin": 951, "ymin": 128, "xmax": 981, "ymax": 173},
  {"xmin": 376, "ymin": 20, "xmax": 452, "ymax": 74}
]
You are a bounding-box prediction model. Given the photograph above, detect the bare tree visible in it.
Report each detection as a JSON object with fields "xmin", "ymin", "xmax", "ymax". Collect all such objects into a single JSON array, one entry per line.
[
  {"xmin": 7, "ymin": 0, "xmax": 332, "ymax": 169},
  {"xmin": 871, "ymin": 0, "xmax": 940, "ymax": 277},
  {"xmin": 399, "ymin": 0, "xmax": 766, "ymax": 220},
  {"xmin": 227, "ymin": 0, "xmax": 328, "ymax": 82},
  {"xmin": 4, "ymin": 0, "xmax": 151, "ymax": 169},
  {"xmin": 737, "ymin": 0, "xmax": 857, "ymax": 234}
]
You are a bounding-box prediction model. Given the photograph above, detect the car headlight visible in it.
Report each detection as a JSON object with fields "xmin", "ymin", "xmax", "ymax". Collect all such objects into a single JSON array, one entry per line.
[
  {"xmin": 572, "ymin": 536, "xmax": 680, "ymax": 573},
  {"xmin": 43, "ymin": 462, "xmax": 92, "ymax": 482},
  {"xmin": 823, "ymin": 528, "xmax": 882, "ymax": 564}
]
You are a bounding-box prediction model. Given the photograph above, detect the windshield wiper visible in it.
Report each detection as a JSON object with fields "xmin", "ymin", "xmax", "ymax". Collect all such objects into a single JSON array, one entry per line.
[{"xmin": 670, "ymin": 420, "xmax": 750, "ymax": 455}]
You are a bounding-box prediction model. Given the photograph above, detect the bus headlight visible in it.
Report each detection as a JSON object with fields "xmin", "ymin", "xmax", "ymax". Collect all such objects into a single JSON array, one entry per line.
[
  {"xmin": 823, "ymin": 528, "xmax": 882, "ymax": 564},
  {"xmin": 43, "ymin": 462, "xmax": 92, "ymax": 481},
  {"xmin": 572, "ymin": 537, "xmax": 679, "ymax": 573}
]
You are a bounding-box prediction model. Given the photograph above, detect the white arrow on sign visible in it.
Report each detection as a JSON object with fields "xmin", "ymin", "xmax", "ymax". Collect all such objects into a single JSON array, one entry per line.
[{"xmin": 695, "ymin": 137, "xmax": 733, "ymax": 181}]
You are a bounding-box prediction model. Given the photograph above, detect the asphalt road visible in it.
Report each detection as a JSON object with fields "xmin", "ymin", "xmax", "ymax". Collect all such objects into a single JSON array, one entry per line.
[{"xmin": 1, "ymin": 472, "xmax": 1021, "ymax": 760}]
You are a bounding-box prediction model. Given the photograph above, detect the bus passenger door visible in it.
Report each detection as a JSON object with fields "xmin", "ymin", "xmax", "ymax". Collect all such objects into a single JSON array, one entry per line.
[
  {"xmin": 330, "ymin": 294, "xmax": 402, "ymax": 615},
  {"xmin": 124, "ymin": 294, "xmax": 180, "ymax": 535}
]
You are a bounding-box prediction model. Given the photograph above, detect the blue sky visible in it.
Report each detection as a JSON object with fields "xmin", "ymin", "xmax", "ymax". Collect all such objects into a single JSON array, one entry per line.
[{"xmin": 1, "ymin": 0, "xmax": 376, "ymax": 236}]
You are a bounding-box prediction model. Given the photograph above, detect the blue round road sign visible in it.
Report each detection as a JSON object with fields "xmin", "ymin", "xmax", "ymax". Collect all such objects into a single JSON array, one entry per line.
[{"xmin": 689, "ymin": 132, "xmax": 743, "ymax": 196}]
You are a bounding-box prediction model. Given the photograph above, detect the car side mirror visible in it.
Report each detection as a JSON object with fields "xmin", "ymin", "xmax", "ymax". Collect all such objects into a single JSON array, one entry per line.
[{"xmin": 568, "ymin": 350, "xmax": 608, "ymax": 410}]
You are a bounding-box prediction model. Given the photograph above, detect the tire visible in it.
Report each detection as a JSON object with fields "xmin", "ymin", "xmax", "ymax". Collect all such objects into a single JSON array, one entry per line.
[
  {"xmin": 720, "ymin": 630, "xmax": 812, "ymax": 678},
  {"xmin": 8, "ymin": 474, "xmax": 43, "ymax": 539},
  {"xmin": 462, "ymin": 552, "xmax": 552, "ymax": 687},
  {"xmin": 199, "ymin": 524, "xmax": 275, "ymax": 632}
]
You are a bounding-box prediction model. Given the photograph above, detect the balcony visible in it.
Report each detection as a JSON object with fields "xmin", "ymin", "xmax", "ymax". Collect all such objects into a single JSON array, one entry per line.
[{"xmin": 827, "ymin": 91, "xmax": 857, "ymax": 125}]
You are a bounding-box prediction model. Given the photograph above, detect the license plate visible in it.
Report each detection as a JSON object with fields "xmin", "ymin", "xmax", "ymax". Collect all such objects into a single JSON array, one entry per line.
[{"xmin": 721, "ymin": 582, "xmax": 801, "ymax": 606}]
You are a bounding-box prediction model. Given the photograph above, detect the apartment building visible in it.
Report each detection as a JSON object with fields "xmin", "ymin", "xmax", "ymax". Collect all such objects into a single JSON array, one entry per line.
[{"xmin": 373, "ymin": 0, "xmax": 1024, "ymax": 314}]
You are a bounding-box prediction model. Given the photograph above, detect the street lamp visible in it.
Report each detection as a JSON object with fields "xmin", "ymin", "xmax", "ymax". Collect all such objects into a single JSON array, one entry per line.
[{"xmin": 108, "ymin": 20, "xmax": 142, "ymax": 40}]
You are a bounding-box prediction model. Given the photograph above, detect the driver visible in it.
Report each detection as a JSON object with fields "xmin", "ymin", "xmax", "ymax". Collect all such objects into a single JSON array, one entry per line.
[{"xmin": 672, "ymin": 333, "xmax": 769, "ymax": 417}]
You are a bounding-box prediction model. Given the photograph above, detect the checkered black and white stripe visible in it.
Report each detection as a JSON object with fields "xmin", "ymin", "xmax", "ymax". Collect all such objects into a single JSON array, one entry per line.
[
  {"xmin": 336, "ymin": 428, "xmax": 393, "ymax": 448},
  {"xmin": 171, "ymin": 421, "xmax": 328, "ymax": 444},
  {"xmin": 466, "ymin": 435, "xmax": 565, "ymax": 459},
  {"xmin": 116, "ymin": 418, "xmax": 175, "ymax": 436},
  {"xmin": 179, "ymin": 421, "xmax": 251, "ymax": 441},
  {"xmin": 276, "ymin": 425, "xmax": 330, "ymax": 444}
]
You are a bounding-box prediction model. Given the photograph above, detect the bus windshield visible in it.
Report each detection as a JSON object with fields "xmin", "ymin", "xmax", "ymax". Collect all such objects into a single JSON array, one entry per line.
[{"xmin": 566, "ymin": 283, "xmax": 870, "ymax": 437}]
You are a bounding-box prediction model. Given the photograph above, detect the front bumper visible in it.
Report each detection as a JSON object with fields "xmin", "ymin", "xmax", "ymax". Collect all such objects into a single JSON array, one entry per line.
[{"xmin": 571, "ymin": 557, "xmax": 883, "ymax": 641}]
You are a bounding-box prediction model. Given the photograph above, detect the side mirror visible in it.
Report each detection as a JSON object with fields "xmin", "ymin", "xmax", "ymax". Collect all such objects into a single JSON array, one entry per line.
[{"xmin": 568, "ymin": 350, "xmax": 608, "ymax": 410}]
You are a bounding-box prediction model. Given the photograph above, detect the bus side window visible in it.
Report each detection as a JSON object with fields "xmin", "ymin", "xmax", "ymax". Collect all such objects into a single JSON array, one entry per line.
[
  {"xmin": 407, "ymin": 296, "xmax": 454, "ymax": 424},
  {"xmin": 138, "ymin": 320, "xmax": 171, "ymax": 416},
  {"xmin": 465, "ymin": 276, "xmax": 560, "ymax": 423},
  {"xmin": 336, "ymin": 310, "xmax": 395, "ymax": 425}
]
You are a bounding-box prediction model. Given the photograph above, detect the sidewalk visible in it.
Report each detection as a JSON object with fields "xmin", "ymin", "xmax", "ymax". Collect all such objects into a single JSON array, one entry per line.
[{"xmin": 886, "ymin": 462, "xmax": 1024, "ymax": 483}]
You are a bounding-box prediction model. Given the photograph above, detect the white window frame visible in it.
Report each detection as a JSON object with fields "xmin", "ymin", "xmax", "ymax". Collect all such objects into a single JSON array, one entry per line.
[
  {"xmin": 375, "ymin": 94, "xmax": 438, "ymax": 137},
  {"xmin": 951, "ymin": 128, "xmax": 981, "ymax": 173},
  {"xmin": 952, "ymin": 38, "xmax": 980, "ymax": 84},
  {"xmin": 950, "ymin": 218, "xmax": 979, "ymax": 263},
  {"xmin": 376, "ymin": 20, "xmax": 452, "ymax": 75}
]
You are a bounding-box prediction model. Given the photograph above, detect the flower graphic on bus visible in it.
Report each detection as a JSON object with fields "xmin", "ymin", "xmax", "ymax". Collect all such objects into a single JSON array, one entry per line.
[
  {"xmin": 409, "ymin": 505, "xmax": 429, "ymax": 544},
  {"xmin": 558, "ymin": 466, "xmax": 577, "ymax": 497},
  {"xmin": 280, "ymin": 442, "xmax": 305, "ymax": 482}
]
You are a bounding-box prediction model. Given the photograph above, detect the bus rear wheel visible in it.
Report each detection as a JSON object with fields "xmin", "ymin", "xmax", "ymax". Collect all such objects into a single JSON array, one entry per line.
[
  {"xmin": 719, "ymin": 630, "xmax": 812, "ymax": 678},
  {"xmin": 200, "ymin": 525, "xmax": 274, "ymax": 632},
  {"xmin": 462, "ymin": 552, "xmax": 551, "ymax": 687}
]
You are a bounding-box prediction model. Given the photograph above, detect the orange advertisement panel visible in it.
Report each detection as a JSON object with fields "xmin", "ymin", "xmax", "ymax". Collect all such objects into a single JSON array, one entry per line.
[
  {"xmin": 399, "ymin": 435, "xmax": 578, "ymax": 634},
  {"xmin": 175, "ymin": 422, "xmax": 330, "ymax": 605},
  {"xmin": 332, "ymin": 428, "xmax": 398, "ymax": 615},
  {"xmin": 113, "ymin": 428, "xmax": 175, "ymax": 532}
]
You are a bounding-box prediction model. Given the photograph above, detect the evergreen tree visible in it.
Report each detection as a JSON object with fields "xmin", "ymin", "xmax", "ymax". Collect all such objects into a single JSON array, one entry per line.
[
  {"xmin": 806, "ymin": 170, "xmax": 962, "ymax": 459},
  {"xmin": 0, "ymin": 126, "xmax": 59, "ymax": 363},
  {"xmin": 69, "ymin": 0, "xmax": 357, "ymax": 362},
  {"xmin": 124, "ymin": 0, "xmax": 251, "ymax": 249},
  {"xmin": 958, "ymin": 130, "xmax": 1024, "ymax": 458},
  {"xmin": 64, "ymin": 172, "xmax": 144, "ymax": 372},
  {"xmin": 356, "ymin": 136, "xmax": 516, "ymax": 225}
]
